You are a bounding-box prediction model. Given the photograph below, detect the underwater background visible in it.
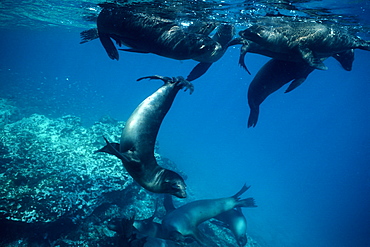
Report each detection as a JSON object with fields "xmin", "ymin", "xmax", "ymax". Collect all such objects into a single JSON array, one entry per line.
[{"xmin": 1, "ymin": 1, "xmax": 370, "ymax": 246}]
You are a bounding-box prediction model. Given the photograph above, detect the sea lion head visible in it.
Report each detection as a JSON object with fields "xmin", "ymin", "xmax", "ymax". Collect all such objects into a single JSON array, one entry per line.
[
  {"xmin": 236, "ymin": 234, "xmax": 248, "ymax": 247},
  {"xmin": 162, "ymin": 170, "xmax": 187, "ymax": 198},
  {"xmin": 239, "ymin": 25, "xmax": 272, "ymax": 43}
]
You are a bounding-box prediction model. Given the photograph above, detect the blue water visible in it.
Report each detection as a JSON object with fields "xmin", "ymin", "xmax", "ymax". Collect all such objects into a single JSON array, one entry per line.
[{"xmin": 1, "ymin": 5, "xmax": 370, "ymax": 247}]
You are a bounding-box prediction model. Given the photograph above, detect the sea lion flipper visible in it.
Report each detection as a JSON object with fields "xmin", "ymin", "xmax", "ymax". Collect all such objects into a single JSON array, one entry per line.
[
  {"xmin": 239, "ymin": 44, "xmax": 251, "ymax": 75},
  {"xmin": 163, "ymin": 194, "xmax": 176, "ymax": 213},
  {"xmin": 137, "ymin": 76, "xmax": 194, "ymax": 94},
  {"xmin": 119, "ymin": 48, "xmax": 150, "ymax": 54},
  {"xmin": 95, "ymin": 137, "xmax": 130, "ymax": 163},
  {"xmin": 186, "ymin": 62, "xmax": 213, "ymax": 81},
  {"xmin": 285, "ymin": 78, "xmax": 307, "ymax": 93},
  {"xmin": 80, "ymin": 28, "xmax": 99, "ymax": 44},
  {"xmin": 237, "ymin": 197, "xmax": 257, "ymax": 208},
  {"xmin": 247, "ymin": 106, "xmax": 259, "ymax": 128},
  {"xmin": 298, "ymin": 47, "xmax": 327, "ymax": 70},
  {"xmin": 233, "ymin": 184, "xmax": 251, "ymax": 199},
  {"xmin": 99, "ymin": 33, "xmax": 119, "ymax": 60}
]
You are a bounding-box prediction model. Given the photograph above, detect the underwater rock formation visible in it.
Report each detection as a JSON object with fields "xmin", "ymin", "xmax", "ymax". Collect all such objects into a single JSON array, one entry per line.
[{"xmin": 0, "ymin": 98, "xmax": 259, "ymax": 246}]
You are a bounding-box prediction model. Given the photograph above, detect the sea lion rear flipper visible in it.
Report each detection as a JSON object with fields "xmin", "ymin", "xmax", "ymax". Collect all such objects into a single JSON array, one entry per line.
[
  {"xmin": 237, "ymin": 197, "xmax": 257, "ymax": 208},
  {"xmin": 285, "ymin": 78, "xmax": 307, "ymax": 93},
  {"xmin": 119, "ymin": 48, "xmax": 150, "ymax": 54},
  {"xmin": 137, "ymin": 75, "xmax": 194, "ymax": 94},
  {"xmin": 99, "ymin": 33, "xmax": 119, "ymax": 60},
  {"xmin": 233, "ymin": 184, "xmax": 251, "ymax": 199},
  {"xmin": 186, "ymin": 62, "xmax": 213, "ymax": 81},
  {"xmin": 247, "ymin": 106, "xmax": 259, "ymax": 128},
  {"xmin": 80, "ymin": 28, "xmax": 99, "ymax": 44}
]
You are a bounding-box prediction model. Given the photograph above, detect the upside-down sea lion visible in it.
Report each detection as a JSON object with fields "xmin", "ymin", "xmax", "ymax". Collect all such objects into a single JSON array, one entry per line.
[
  {"xmin": 80, "ymin": 3, "xmax": 233, "ymax": 72},
  {"xmin": 228, "ymin": 38, "xmax": 355, "ymax": 74},
  {"xmin": 96, "ymin": 76, "xmax": 193, "ymax": 198},
  {"xmin": 161, "ymin": 185, "xmax": 257, "ymax": 246},
  {"xmin": 246, "ymin": 47, "xmax": 355, "ymax": 127},
  {"xmin": 238, "ymin": 21, "xmax": 369, "ymax": 70},
  {"xmin": 213, "ymin": 207, "xmax": 248, "ymax": 247}
]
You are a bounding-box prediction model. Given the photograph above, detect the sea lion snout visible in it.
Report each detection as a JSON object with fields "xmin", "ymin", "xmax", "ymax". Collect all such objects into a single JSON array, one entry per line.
[{"xmin": 166, "ymin": 177, "xmax": 187, "ymax": 198}]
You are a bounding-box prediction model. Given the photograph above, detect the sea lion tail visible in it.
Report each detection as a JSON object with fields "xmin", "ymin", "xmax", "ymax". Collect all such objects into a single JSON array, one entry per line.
[
  {"xmin": 233, "ymin": 184, "xmax": 251, "ymax": 199},
  {"xmin": 248, "ymin": 107, "xmax": 259, "ymax": 128},
  {"xmin": 237, "ymin": 197, "xmax": 258, "ymax": 208},
  {"xmin": 80, "ymin": 28, "xmax": 99, "ymax": 44},
  {"xmin": 137, "ymin": 75, "xmax": 194, "ymax": 94}
]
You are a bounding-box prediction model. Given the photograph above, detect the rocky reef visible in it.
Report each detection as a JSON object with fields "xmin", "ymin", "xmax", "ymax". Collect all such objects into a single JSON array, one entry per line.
[{"xmin": 0, "ymin": 98, "xmax": 260, "ymax": 246}]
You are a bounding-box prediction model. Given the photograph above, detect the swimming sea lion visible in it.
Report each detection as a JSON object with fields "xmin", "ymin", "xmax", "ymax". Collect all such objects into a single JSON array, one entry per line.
[
  {"xmin": 246, "ymin": 46, "xmax": 356, "ymax": 127},
  {"xmin": 80, "ymin": 3, "xmax": 233, "ymax": 67},
  {"xmin": 247, "ymin": 59, "xmax": 315, "ymax": 127},
  {"xmin": 96, "ymin": 76, "xmax": 193, "ymax": 198},
  {"xmin": 161, "ymin": 185, "xmax": 257, "ymax": 246},
  {"xmin": 164, "ymin": 193, "xmax": 249, "ymax": 246},
  {"xmin": 228, "ymin": 38, "xmax": 355, "ymax": 73},
  {"xmin": 238, "ymin": 22, "xmax": 370, "ymax": 70}
]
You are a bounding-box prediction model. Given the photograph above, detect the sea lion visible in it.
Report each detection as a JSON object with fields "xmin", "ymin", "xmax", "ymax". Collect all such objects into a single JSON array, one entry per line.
[
  {"xmin": 228, "ymin": 38, "xmax": 355, "ymax": 73},
  {"xmin": 247, "ymin": 59, "xmax": 315, "ymax": 127},
  {"xmin": 80, "ymin": 3, "xmax": 233, "ymax": 68},
  {"xmin": 161, "ymin": 185, "xmax": 257, "ymax": 246},
  {"xmin": 246, "ymin": 47, "xmax": 356, "ymax": 127},
  {"xmin": 238, "ymin": 22, "xmax": 370, "ymax": 70},
  {"xmin": 213, "ymin": 208, "xmax": 248, "ymax": 247},
  {"xmin": 164, "ymin": 194, "xmax": 249, "ymax": 246},
  {"xmin": 96, "ymin": 76, "xmax": 193, "ymax": 198}
]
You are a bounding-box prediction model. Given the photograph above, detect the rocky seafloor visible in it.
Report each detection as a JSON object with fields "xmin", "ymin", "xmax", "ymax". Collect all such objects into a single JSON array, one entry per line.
[{"xmin": 0, "ymin": 98, "xmax": 260, "ymax": 247}]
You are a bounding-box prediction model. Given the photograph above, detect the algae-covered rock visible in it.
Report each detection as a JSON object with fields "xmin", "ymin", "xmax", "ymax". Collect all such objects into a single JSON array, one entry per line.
[{"xmin": 0, "ymin": 101, "xmax": 259, "ymax": 246}]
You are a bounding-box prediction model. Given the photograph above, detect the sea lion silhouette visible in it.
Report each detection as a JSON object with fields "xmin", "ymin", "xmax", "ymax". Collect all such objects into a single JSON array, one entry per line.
[{"xmin": 96, "ymin": 76, "xmax": 193, "ymax": 198}]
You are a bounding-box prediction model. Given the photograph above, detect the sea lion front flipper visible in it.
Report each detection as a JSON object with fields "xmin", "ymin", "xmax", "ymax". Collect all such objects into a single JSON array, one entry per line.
[
  {"xmin": 298, "ymin": 46, "xmax": 327, "ymax": 70},
  {"xmin": 285, "ymin": 78, "xmax": 307, "ymax": 93},
  {"xmin": 186, "ymin": 62, "xmax": 213, "ymax": 81},
  {"xmin": 119, "ymin": 48, "xmax": 150, "ymax": 54},
  {"xmin": 163, "ymin": 194, "xmax": 176, "ymax": 213},
  {"xmin": 99, "ymin": 33, "xmax": 119, "ymax": 60},
  {"xmin": 95, "ymin": 137, "xmax": 131, "ymax": 163},
  {"xmin": 239, "ymin": 44, "xmax": 251, "ymax": 75}
]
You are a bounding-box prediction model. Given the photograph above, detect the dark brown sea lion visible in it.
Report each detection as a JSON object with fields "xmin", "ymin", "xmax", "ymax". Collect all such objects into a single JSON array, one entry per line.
[
  {"xmin": 238, "ymin": 22, "xmax": 369, "ymax": 70},
  {"xmin": 229, "ymin": 38, "xmax": 355, "ymax": 74},
  {"xmin": 161, "ymin": 185, "xmax": 257, "ymax": 246},
  {"xmin": 245, "ymin": 47, "xmax": 355, "ymax": 127},
  {"xmin": 246, "ymin": 59, "xmax": 315, "ymax": 127},
  {"xmin": 96, "ymin": 76, "xmax": 193, "ymax": 198},
  {"xmin": 80, "ymin": 3, "xmax": 233, "ymax": 68}
]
